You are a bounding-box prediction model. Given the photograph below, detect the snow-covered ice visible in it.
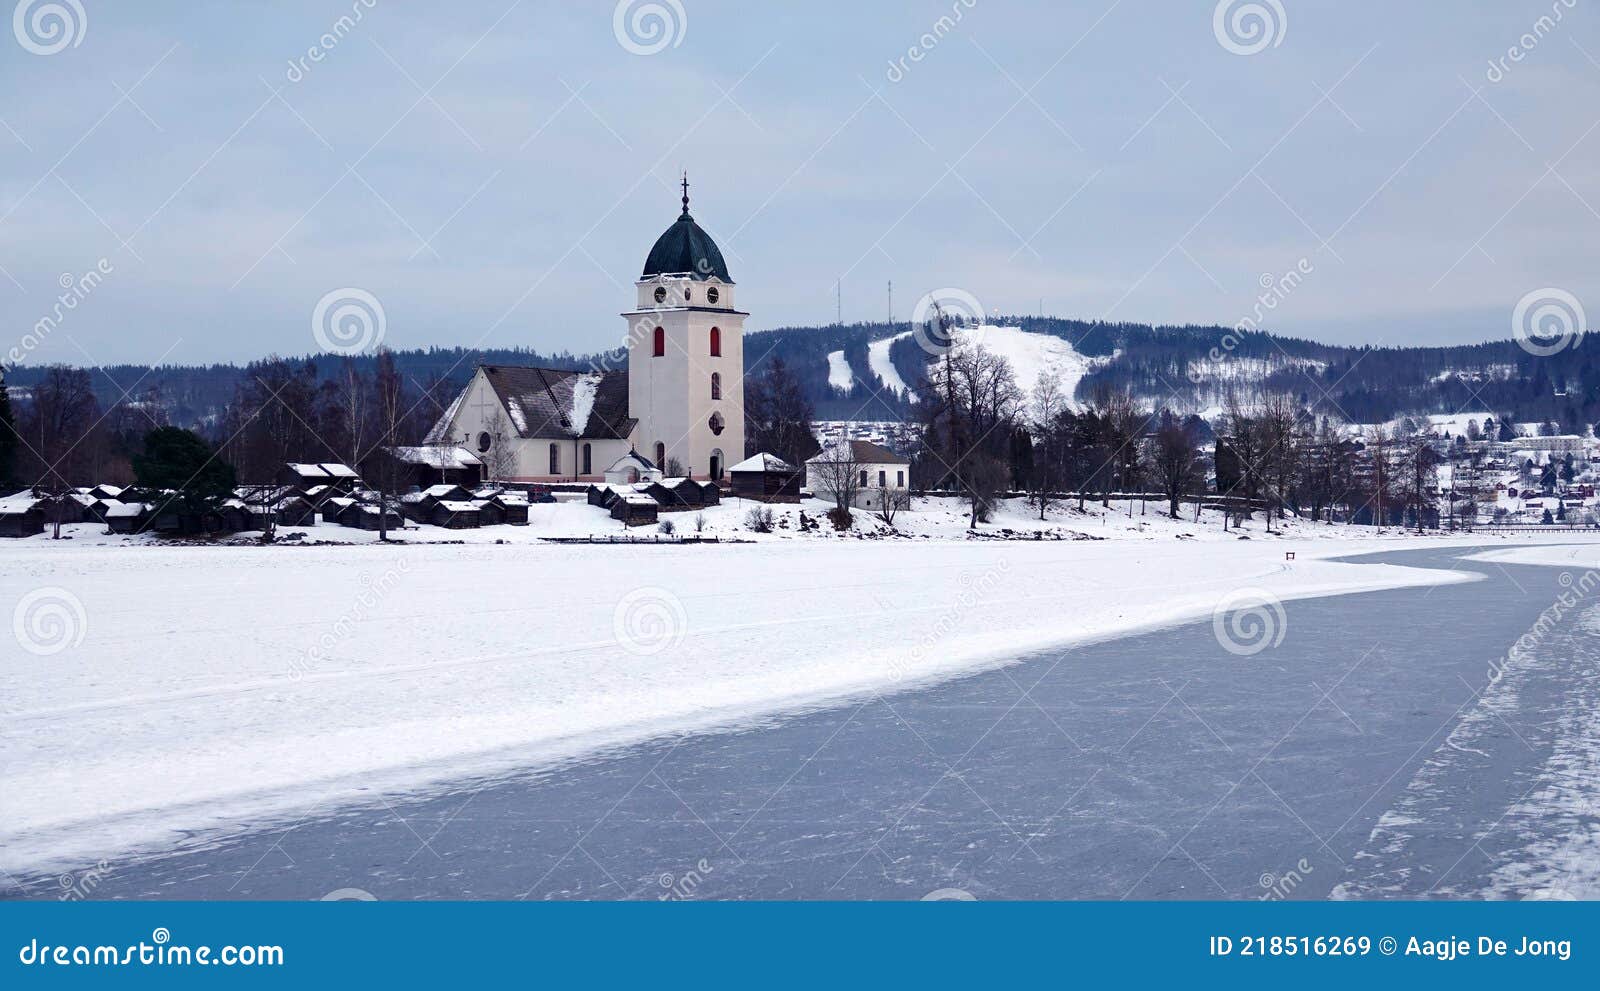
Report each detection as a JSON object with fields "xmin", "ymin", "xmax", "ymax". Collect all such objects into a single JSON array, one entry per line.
[{"xmin": 0, "ymin": 524, "xmax": 1481, "ymax": 873}]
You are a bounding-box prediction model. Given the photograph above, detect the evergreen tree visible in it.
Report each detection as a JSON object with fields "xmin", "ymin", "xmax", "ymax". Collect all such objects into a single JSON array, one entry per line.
[{"xmin": 131, "ymin": 427, "xmax": 236, "ymax": 515}]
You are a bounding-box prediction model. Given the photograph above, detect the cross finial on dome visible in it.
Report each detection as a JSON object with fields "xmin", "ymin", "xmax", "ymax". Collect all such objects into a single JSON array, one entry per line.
[{"xmin": 681, "ymin": 172, "xmax": 690, "ymax": 216}]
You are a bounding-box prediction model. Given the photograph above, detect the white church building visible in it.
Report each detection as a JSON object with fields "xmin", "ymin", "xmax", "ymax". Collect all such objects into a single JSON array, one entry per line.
[{"xmin": 425, "ymin": 180, "xmax": 746, "ymax": 483}]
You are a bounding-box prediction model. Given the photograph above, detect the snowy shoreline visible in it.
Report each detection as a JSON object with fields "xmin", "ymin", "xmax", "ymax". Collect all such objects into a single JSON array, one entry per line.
[{"xmin": 0, "ymin": 532, "xmax": 1568, "ymax": 875}]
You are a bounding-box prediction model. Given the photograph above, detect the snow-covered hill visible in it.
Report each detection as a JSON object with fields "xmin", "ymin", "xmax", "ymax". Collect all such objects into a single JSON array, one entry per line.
[
  {"xmin": 858, "ymin": 324, "xmax": 1103, "ymax": 408},
  {"xmin": 954, "ymin": 325, "xmax": 1100, "ymax": 410}
]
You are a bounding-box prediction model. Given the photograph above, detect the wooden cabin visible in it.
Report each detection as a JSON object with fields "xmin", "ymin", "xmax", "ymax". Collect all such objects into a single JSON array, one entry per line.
[
  {"xmin": 658, "ymin": 477, "xmax": 703, "ymax": 511},
  {"xmin": 401, "ymin": 484, "xmax": 472, "ymax": 523},
  {"xmin": 105, "ymin": 502, "xmax": 149, "ymax": 534},
  {"xmin": 337, "ymin": 501, "xmax": 403, "ymax": 531},
  {"xmin": 728, "ymin": 453, "xmax": 802, "ymax": 503},
  {"xmin": 370, "ymin": 445, "xmax": 484, "ymax": 490},
  {"xmin": 0, "ymin": 494, "xmax": 45, "ymax": 537},
  {"xmin": 322, "ymin": 496, "xmax": 356, "ymax": 524},
  {"xmin": 610, "ymin": 492, "xmax": 659, "ymax": 526},
  {"xmin": 472, "ymin": 499, "xmax": 506, "ymax": 527},
  {"xmin": 482, "ymin": 492, "xmax": 530, "ymax": 525},
  {"xmin": 587, "ymin": 483, "xmax": 621, "ymax": 509},
  {"xmin": 273, "ymin": 495, "xmax": 319, "ymax": 527},
  {"xmin": 429, "ymin": 500, "xmax": 481, "ymax": 529}
]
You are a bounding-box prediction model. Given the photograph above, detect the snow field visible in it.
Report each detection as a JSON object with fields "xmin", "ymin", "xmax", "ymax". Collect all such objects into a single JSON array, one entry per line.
[{"xmin": 0, "ymin": 535, "xmax": 1483, "ymax": 873}]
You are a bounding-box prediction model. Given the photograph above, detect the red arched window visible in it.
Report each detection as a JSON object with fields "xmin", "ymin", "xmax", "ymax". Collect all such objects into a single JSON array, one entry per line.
[
  {"xmin": 711, "ymin": 371, "xmax": 721, "ymax": 400},
  {"xmin": 709, "ymin": 326, "xmax": 721, "ymax": 357},
  {"xmin": 652, "ymin": 326, "xmax": 665, "ymax": 357}
]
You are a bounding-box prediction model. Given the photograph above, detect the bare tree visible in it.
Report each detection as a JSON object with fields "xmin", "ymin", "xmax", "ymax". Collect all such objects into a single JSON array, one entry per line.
[
  {"xmin": 1255, "ymin": 393, "xmax": 1304, "ymax": 528},
  {"xmin": 1365, "ymin": 423, "xmax": 1393, "ymax": 527},
  {"xmin": 875, "ymin": 484, "xmax": 905, "ymax": 527},
  {"xmin": 22, "ymin": 366, "xmax": 101, "ymax": 538},
  {"xmin": 962, "ymin": 451, "xmax": 1010, "ymax": 528},
  {"xmin": 1150, "ymin": 410, "xmax": 1203, "ymax": 519},
  {"xmin": 334, "ymin": 357, "xmax": 369, "ymax": 468},
  {"xmin": 809, "ymin": 440, "xmax": 863, "ymax": 528},
  {"xmin": 480, "ymin": 410, "xmax": 517, "ymax": 484},
  {"xmin": 370, "ymin": 348, "xmax": 405, "ymax": 541},
  {"xmin": 1027, "ymin": 370, "xmax": 1067, "ymax": 519}
]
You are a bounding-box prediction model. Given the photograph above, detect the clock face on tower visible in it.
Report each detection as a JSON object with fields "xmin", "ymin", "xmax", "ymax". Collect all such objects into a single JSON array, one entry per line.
[{"xmin": 707, "ymin": 287, "xmax": 720, "ymax": 305}]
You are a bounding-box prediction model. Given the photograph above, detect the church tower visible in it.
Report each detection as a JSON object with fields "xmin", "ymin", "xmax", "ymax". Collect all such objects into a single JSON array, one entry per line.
[{"xmin": 624, "ymin": 177, "xmax": 746, "ymax": 481}]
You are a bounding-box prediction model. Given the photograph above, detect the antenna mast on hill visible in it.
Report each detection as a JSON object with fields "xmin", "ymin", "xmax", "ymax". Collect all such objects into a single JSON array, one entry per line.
[
  {"xmin": 836, "ymin": 279, "xmax": 841, "ymax": 326},
  {"xmin": 888, "ymin": 281, "xmax": 893, "ymax": 325}
]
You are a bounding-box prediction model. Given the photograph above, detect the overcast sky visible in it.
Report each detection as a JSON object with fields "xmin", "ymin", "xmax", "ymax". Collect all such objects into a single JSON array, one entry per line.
[{"xmin": 2, "ymin": 0, "xmax": 1598, "ymax": 366}]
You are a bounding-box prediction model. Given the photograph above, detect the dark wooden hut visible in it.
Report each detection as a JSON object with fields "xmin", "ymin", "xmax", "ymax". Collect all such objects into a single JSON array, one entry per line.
[
  {"xmin": 728, "ymin": 453, "xmax": 801, "ymax": 503},
  {"xmin": 610, "ymin": 493, "xmax": 659, "ymax": 526}
]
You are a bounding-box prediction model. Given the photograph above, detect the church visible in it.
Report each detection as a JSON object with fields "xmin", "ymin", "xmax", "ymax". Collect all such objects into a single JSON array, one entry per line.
[{"xmin": 425, "ymin": 180, "xmax": 746, "ymax": 483}]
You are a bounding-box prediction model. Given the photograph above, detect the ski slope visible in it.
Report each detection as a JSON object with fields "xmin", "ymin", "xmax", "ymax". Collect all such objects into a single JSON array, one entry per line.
[
  {"xmin": 867, "ymin": 332, "xmax": 912, "ymax": 395},
  {"xmin": 866, "ymin": 324, "xmax": 1098, "ymax": 407},
  {"xmin": 826, "ymin": 350, "xmax": 854, "ymax": 392}
]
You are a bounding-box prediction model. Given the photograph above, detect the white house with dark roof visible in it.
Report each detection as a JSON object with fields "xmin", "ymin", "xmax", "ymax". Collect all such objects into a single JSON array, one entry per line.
[
  {"xmin": 806, "ymin": 440, "xmax": 911, "ymax": 510},
  {"xmin": 425, "ymin": 178, "xmax": 746, "ymax": 483}
]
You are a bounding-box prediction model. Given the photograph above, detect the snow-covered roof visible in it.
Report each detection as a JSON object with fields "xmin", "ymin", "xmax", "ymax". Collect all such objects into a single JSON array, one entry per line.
[
  {"xmin": 619, "ymin": 493, "xmax": 657, "ymax": 505},
  {"xmin": 287, "ymin": 463, "xmax": 329, "ymax": 478},
  {"xmin": 422, "ymin": 388, "xmax": 466, "ymax": 445},
  {"xmin": 729, "ymin": 453, "xmax": 795, "ymax": 473},
  {"xmin": 608, "ymin": 450, "xmax": 658, "ymax": 472},
  {"xmin": 423, "ymin": 484, "xmax": 464, "ymax": 498},
  {"xmin": 0, "ymin": 492, "xmax": 42, "ymax": 513},
  {"xmin": 387, "ymin": 445, "xmax": 483, "ymax": 470},
  {"xmin": 326, "ymin": 497, "xmax": 356, "ymax": 509},
  {"xmin": 807, "ymin": 439, "xmax": 907, "ymax": 465},
  {"xmin": 319, "ymin": 463, "xmax": 359, "ymax": 478},
  {"xmin": 105, "ymin": 502, "xmax": 144, "ymax": 518},
  {"xmin": 569, "ymin": 372, "xmax": 602, "ymax": 437},
  {"xmin": 436, "ymin": 500, "xmax": 479, "ymax": 512}
]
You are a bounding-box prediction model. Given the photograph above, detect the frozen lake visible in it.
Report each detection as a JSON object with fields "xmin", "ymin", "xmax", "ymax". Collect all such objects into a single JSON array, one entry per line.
[{"xmin": 7, "ymin": 545, "xmax": 1598, "ymax": 900}]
